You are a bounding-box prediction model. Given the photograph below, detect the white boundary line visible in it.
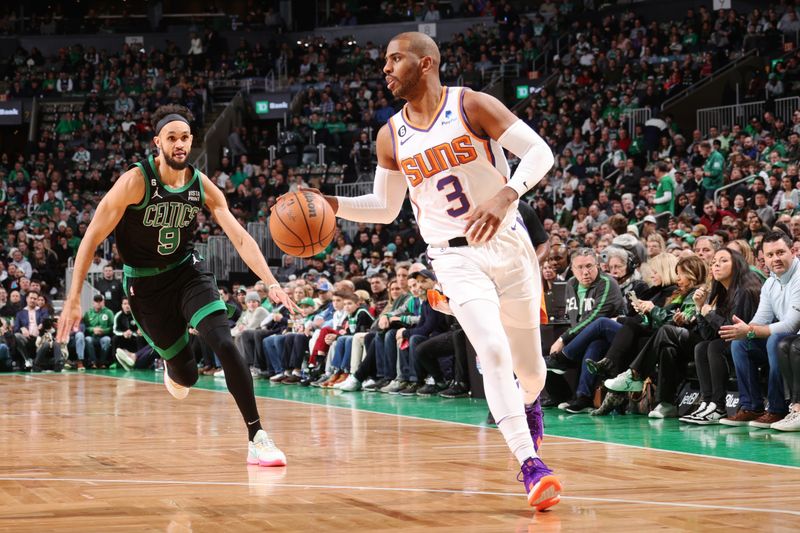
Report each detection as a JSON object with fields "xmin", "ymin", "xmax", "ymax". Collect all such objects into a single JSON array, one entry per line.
[
  {"xmin": 7, "ymin": 373, "xmax": 800, "ymax": 471},
  {"xmin": 0, "ymin": 475, "xmax": 798, "ymax": 517}
]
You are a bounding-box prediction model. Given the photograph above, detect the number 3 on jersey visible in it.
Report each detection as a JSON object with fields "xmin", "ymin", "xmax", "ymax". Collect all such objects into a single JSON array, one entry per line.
[
  {"xmin": 437, "ymin": 175, "xmax": 470, "ymax": 217},
  {"xmin": 158, "ymin": 227, "xmax": 179, "ymax": 255}
]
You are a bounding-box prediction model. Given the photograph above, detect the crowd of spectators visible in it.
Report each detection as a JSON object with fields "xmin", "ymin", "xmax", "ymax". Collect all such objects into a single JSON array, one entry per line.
[{"xmin": 2, "ymin": 4, "xmax": 800, "ymax": 437}]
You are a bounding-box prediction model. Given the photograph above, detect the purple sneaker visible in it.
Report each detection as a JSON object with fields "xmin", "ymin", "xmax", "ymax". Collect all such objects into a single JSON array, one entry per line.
[
  {"xmin": 525, "ymin": 399, "xmax": 544, "ymax": 452},
  {"xmin": 518, "ymin": 457, "xmax": 562, "ymax": 511}
]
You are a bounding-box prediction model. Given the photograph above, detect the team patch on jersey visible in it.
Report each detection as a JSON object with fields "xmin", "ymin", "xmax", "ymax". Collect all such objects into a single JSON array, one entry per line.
[
  {"xmin": 399, "ymin": 135, "xmax": 478, "ymax": 187},
  {"xmin": 441, "ymin": 109, "xmax": 457, "ymax": 126}
]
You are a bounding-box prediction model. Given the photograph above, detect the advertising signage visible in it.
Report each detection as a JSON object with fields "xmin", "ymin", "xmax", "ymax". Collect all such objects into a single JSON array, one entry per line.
[
  {"xmin": 0, "ymin": 100, "xmax": 23, "ymax": 125},
  {"xmin": 250, "ymin": 92, "xmax": 293, "ymax": 120}
]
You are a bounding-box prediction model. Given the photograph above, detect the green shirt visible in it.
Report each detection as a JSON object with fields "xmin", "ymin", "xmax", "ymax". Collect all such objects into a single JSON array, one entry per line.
[
  {"xmin": 82, "ymin": 307, "xmax": 115, "ymax": 336},
  {"xmin": 655, "ymin": 172, "xmax": 676, "ymax": 214},
  {"xmin": 702, "ymin": 150, "xmax": 725, "ymax": 191}
]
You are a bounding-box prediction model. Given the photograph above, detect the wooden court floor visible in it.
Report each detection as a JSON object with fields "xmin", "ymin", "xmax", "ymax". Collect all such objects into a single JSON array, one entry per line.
[{"xmin": 0, "ymin": 373, "xmax": 798, "ymax": 532}]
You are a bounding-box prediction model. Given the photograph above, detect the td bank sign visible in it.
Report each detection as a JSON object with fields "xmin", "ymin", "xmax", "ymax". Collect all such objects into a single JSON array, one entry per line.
[{"xmin": 252, "ymin": 93, "xmax": 292, "ymax": 119}]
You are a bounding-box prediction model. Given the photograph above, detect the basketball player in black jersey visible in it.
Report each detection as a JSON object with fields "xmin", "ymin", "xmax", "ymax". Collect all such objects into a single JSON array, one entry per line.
[{"xmin": 57, "ymin": 104, "xmax": 299, "ymax": 467}]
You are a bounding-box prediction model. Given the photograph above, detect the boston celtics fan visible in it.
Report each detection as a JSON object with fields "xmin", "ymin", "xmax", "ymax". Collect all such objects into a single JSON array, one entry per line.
[{"xmin": 57, "ymin": 104, "xmax": 300, "ymax": 467}]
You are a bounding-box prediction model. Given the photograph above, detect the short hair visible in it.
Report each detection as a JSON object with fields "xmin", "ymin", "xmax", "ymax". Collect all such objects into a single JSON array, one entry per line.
[
  {"xmin": 763, "ymin": 230, "xmax": 793, "ymax": 249},
  {"xmin": 694, "ymin": 235, "xmax": 721, "ymax": 251},
  {"xmin": 332, "ymin": 290, "xmax": 353, "ymax": 299},
  {"xmin": 608, "ymin": 214, "xmax": 628, "ymax": 236},
  {"xmin": 604, "ymin": 246, "xmax": 632, "ymax": 265},
  {"xmin": 570, "ymin": 247, "xmax": 597, "ymax": 265},
  {"xmin": 654, "ymin": 161, "xmax": 670, "ymax": 174},
  {"xmin": 340, "ymin": 292, "xmax": 360, "ymax": 303},
  {"xmin": 700, "ymin": 141, "xmax": 712, "ymax": 150},
  {"xmin": 703, "ymin": 198, "xmax": 716, "ymax": 206},
  {"xmin": 389, "ymin": 31, "xmax": 441, "ymax": 66},
  {"xmin": 151, "ymin": 104, "xmax": 194, "ymax": 132}
]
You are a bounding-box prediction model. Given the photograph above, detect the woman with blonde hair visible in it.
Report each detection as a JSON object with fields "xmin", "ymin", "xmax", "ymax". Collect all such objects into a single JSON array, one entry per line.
[
  {"xmin": 546, "ymin": 252, "xmax": 678, "ymax": 411},
  {"xmin": 604, "ymin": 255, "xmax": 708, "ymax": 418}
]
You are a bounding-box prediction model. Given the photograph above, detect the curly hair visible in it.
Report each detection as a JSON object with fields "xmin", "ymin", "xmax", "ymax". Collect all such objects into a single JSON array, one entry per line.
[{"xmin": 151, "ymin": 104, "xmax": 194, "ymax": 131}]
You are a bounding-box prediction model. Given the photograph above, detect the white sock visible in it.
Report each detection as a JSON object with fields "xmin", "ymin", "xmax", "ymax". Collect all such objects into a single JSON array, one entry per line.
[{"xmin": 498, "ymin": 414, "xmax": 537, "ymax": 464}]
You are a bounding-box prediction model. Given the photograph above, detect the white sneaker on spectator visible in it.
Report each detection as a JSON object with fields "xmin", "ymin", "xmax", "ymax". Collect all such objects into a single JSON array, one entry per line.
[
  {"xmin": 115, "ymin": 348, "xmax": 134, "ymax": 371},
  {"xmin": 361, "ymin": 378, "xmax": 376, "ymax": 389},
  {"xmin": 604, "ymin": 369, "xmax": 643, "ymax": 392},
  {"xmin": 771, "ymin": 410, "xmax": 800, "ymax": 431},
  {"xmin": 336, "ymin": 375, "xmax": 361, "ymax": 392},
  {"xmin": 214, "ymin": 368, "xmax": 225, "ymax": 379},
  {"xmin": 164, "ymin": 363, "xmax": 189, "ymax": 399},
  {"xmin": 679, "ymin": 402, "xmax": 708, "ymax": 423},
  {"xmin": 247, "ymin": 429, "xmax": 287, "ymax": 467},
  {"xmin": 691, "ymin": 403, "xmax": 726, "ymax": 425},
  {"xmin": 648, "ymin": 402, "xmax": 677, "ymax": 418},
  {"xmin": 557, "ymin": 401, "xmax": 570, "ymax": 411},
  {"xmin": 380, "ymin": 379, "xmax": 400, "ymax": 393}
]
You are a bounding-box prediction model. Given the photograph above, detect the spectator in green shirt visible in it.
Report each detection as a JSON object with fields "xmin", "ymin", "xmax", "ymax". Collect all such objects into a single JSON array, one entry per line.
[
  {"xmin": 602, "ymin": 97, "xmax": 622, "ymax": 121},
  {"xmin": 8, "ymin": 162, "xmax": 29, "ymax": 183},
  {"xmin": 82, "ymin": 294, "xmax": 115, "ymax": 368},
  {"xmin": 652, "ymin": 161, "xmax": 676, "ymax": 214},
  {"xmin": 700, "ymin": 141, "xmax": 725, "ymax": 199}
]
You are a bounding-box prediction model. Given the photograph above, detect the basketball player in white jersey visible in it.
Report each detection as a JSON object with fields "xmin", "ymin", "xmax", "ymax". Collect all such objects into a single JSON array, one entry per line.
[{"xmin": 320, "ymin": 32, "xmax": 560, "ymax": 510}]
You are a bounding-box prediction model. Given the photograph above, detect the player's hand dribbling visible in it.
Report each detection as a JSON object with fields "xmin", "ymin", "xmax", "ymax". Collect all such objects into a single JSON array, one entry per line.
[
  {"xmin": 297, "ymin": 186, "xmax": 338, "ymax": 214},
  {"xmin": 464, "ymin": 187, "xmax": 518, "ymax": 243},
  {"xmin": 267, "ymin": 284, "xmax": 303, "ymax": 315},
  {"xmin": 56, "ymin": 298, "xmax": 82, "ymax": 343}
]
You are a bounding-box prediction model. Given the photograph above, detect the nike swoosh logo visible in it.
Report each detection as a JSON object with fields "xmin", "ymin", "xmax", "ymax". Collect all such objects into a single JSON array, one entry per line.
[{"xmin": 399, "ymin": 134, "xmax": 415, "ymax": 146}]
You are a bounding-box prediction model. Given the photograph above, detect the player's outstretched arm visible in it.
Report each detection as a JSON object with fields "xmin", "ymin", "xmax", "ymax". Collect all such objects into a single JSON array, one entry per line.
[
  {"xmin": 462, "ymin": 90, "xmax": 554, "ymax": 243},
  {"xmin": 56, "ymin": 170, "xmax": 144, "ymax": 343},
  {"xmin": 323, "ymin": 124, "xmax": 408, "ymax": 224},
  {"xmin": 201, "ymin": 175, "xmax": 301, "ymax": 314}
]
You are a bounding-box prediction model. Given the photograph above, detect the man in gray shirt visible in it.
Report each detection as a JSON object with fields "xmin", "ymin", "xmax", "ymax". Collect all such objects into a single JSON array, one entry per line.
[{"xmin": 719, "ymin": 231, "xmax": 800, "ymax": 428}]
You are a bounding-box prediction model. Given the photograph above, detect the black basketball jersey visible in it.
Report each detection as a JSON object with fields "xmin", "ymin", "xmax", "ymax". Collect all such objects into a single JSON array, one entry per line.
[{"xmin": 115, "ymin": 155, "xmax": 204, "ymax": 270}]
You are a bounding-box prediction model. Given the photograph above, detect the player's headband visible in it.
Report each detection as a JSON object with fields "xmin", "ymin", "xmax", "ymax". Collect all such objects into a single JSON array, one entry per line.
[{"xmin": 155, "ymin": 114, "xmax": 190, "ymax": 135}]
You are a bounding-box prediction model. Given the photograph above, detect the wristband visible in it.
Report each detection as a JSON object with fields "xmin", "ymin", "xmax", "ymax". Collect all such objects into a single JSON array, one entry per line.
[{"xmin": 268, "ymin": 283, "xmax": 281, "ymax": 291}]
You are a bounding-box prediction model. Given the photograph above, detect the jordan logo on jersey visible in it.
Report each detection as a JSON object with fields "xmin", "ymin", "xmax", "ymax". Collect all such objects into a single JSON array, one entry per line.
[
  {"xmin": 151, "ymin": 187, "xmax": 163, "ymax": 200},
  {"xmin": 400, "ymin": 134, "xmax": 478, "ymax": 187}
]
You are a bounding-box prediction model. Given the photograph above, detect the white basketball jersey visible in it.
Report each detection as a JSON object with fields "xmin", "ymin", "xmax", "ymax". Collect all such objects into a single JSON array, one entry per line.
[{"xmin": 388, "ymin": 86, "xmax": 514, "ymax": 245}]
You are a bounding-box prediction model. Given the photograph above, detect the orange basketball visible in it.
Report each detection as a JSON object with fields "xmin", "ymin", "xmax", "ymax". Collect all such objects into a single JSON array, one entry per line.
[{"xmin": 269, "ymin": 190, "xmax": 336, "ymax": 257}]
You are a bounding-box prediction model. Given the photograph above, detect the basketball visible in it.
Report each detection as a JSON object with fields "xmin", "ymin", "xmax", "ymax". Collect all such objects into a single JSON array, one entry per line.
[{"xmin": 269, "ymin": 190, "xmax": 336, "ymax": 257}]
